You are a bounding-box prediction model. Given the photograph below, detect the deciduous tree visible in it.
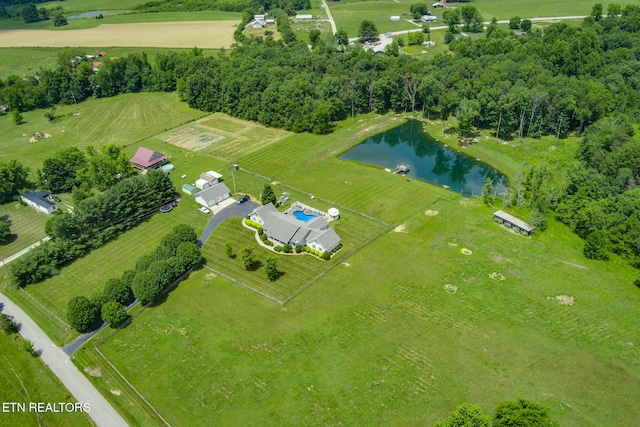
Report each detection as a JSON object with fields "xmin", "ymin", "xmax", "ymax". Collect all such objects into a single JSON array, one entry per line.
[
  {"xmin": 101, "ymin": 301, "xmax": 129, "ymax": 327},
  {"xmin": 67, "ymin": 296, "xmax": 101, "ymax": 332}
]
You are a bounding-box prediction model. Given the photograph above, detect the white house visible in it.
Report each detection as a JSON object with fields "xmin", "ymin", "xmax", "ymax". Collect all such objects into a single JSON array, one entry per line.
[
  {"xmin": 195, "ymin": 170, "xmax": 223, "ymax": 190},
  {"xmin": 195, "ymin": 182, "xmax": 231, "ymax": 207},
  {"xmin": 21, "ymin": 190, "xmax": 58, "ymax": 215},
  {"xmin": 421, "ymin": 15, "xmax": 437, "ymax": 22}
]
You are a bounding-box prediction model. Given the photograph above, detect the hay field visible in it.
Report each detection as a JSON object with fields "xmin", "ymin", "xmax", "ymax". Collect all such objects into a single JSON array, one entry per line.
[{"xmin": 0, "ymin": 20, "xmax": 239, "ymax": 48}]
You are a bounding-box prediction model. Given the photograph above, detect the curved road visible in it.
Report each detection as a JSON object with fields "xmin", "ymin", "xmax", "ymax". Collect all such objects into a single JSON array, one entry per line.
[{"xmin": 0, "ymin": 294, "xmax": 128, "ymax": 427}]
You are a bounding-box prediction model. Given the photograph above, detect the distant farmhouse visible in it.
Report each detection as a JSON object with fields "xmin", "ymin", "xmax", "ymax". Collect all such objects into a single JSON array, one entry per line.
[
  {"xmin": 129, "ymin": 147, "xmax": 167, "ymax": 171},
  {"xmin": 21, "ymin": 190, "xmax": 58, "ymax": 215},
  {"xmin": 250, "ymin": 203, "xmax": 341, "ymax": 253}
]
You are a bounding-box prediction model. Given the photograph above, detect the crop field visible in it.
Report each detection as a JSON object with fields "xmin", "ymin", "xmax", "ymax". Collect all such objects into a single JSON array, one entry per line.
[
  {"xmin": 0, "ymin": 330, "xmax": 92, "ymax": 427},
  {"xmin": 0, "ymin": 203, "xmax": 48, "ymax": 261},
  {"xmin": 0, "ymin": 93, "xmax": 206, "ymax": 170},
  {"xmin": 0, "ymin": 20, "xmax": 240, "ymax": 48}
]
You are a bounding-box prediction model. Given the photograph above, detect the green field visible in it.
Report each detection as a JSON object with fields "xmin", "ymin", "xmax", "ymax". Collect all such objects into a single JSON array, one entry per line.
[
  {"xmin": 0, "ymin": 330, "xmax": 93, "ymax": 427},
  {"xmin": 0, "ymin": 47, "xmax": 224, "ymax": 79},
  {"xmin": 330, "ymin": 2, "xmax": 421, "ymax": 36},
  {"xmin": 0, "ymin": 203, "xmax": 47, "ymax": 261},
  {"xmin": 0, "ymin": 92, "xmax": 206, "ymax": 171},
  {"xmin": 0, "ymin": 11, "xmax": 241, "ymax": 30}
]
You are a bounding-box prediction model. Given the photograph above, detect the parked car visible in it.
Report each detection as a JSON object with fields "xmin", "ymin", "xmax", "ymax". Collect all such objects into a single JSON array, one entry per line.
[
  {"xmin": 52, "ymin": 196, "xmax": 61, "ymax": 202},
  {"xmin": 198, "ymin": 207, "xmax": 210, "ymax": 214},
  {"xmin": 236, "ymin": 195, "xmax": 250, "ymax": 204}
]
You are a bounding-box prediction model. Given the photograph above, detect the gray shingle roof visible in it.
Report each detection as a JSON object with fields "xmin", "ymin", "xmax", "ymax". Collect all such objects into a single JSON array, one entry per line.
[
  {"xmin": 21, "ymin": 190, "xmax": 55, "ymax": 209},
  {"xmin": 309, "ymin": 228, "xmax": 341, "ymax": 251},
  {"xmin": 196, "ymin": 182, "xmax": 230, "ymax": 204}
]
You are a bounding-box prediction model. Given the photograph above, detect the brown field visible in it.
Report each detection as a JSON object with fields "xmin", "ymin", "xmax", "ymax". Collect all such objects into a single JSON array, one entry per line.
[{"xmin": 0, "ymin": 21, "xmax": 240, "ymax": 48}]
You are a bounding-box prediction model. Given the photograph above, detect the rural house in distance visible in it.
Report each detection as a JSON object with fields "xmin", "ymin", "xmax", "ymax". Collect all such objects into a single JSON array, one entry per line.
[{"xmin": 21, "ymin": 190, "xmax": 58, "ymax": 215}]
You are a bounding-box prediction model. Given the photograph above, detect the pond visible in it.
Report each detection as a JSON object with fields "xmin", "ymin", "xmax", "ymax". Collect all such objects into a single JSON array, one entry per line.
[{"xmin": 339, "ymin": 120, "xmax": 508, "ymax": 197}]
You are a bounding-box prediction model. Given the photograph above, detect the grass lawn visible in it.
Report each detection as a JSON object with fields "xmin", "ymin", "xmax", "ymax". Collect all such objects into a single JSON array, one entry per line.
[
  {"xmin": 17, "ymin": 196, "xmax": 210, "ymax": 346},
  {"xmin": 0, "ymin": 203, "xmax": 47, "ymax": 261},
  {"xmin": 0, "ymin": 330, "xmax": 93, "ymax": 427},
  {"xmin": 0, "ymin": 92, "xmax": 206, "ymax": 171},
  {"xmin": 330, "ymin": 2, "xmax": 421, "ymax": 36},
  {"xmin": 92, "ymin": 197, "xmax": 640, "ymax": 425}
]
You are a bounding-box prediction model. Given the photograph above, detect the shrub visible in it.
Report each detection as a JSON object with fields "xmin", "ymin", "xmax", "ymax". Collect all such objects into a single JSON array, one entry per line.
[
  {"xmin": 23, "ymin": 339, "xmax": 37, "ymax": 357},
  {"xmin": 241, "ymin": 247, "xmax": 255, "ymax": 270},
  {"xmin": 321, "ymin": 251, "xmax": 330, "ymax": 260},
  {"xmin": 444, "ymin": 31, "xmax": 454, "ymax": 44},
  {"xmin": 0, "ymin": 314, "xmax": 18, "ymax": 335},
  {"xmin": 258, "ymin": 227, "xmax": 264, "ymax": 235},
  {"xmin": 132, "ymin": 271, "xmax": 162, "ymax": 305},
  {"xmin": 67, "ymin": 296, "xmax": 101, "ymax": 332},
  {"xmin": 260, "ymin": 232, "xmax": 268, "ymax": 242},
  {"xmin": 101, "ymin": 301, "xmax": 129, "ymax": 327},
  {"xmin": 265, "ymin": 257, "xmax": 278, "ymax": 281},
  {"xmin": 274, "ymin": 246, "xmax": 283, "ymax": 252},
  {"xmin": 295, "ymin": 245, "xmax": 302, "ymax": 253},
  {"xmin": 103, "ymin": 277, "xmax": 134, "ymax": 305},
  {"xmin": 283, "ymin": 243, "xmax": 291, "ymax": 253},
  {"xmin": 225, "ymin": 242, "xmax": 234, "ymax": 258}
]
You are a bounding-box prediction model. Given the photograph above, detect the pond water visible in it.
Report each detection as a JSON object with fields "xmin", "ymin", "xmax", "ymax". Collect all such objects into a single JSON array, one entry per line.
[
  {"xmin": 339, "ymin": 120, "xmax": 508, "ymax": 197},
  {"xmin": 68, "ymin": 11, "xmax": 109, "ymax": 19}
]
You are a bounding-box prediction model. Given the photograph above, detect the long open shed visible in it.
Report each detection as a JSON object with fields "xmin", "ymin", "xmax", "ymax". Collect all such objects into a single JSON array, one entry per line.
[{"xmin": 493, "ymin": 210, "xmax": 535, "ymax": 236}]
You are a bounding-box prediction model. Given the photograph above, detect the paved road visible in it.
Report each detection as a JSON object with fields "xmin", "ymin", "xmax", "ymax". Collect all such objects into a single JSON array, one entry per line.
[
  {"xmin": 349, "ymin": 14, "xmax": 588, "ymax": 46},
  {"xmin": 1, "ymin": 237, "xmax": 50, "ymax": 265},
  {"xmin": 197, "ymin": 200, "xmax": 259, "ymax": 248},
  {"xmin": 0, "ymin": 293, "xmax": 128, "ymax": 427}
]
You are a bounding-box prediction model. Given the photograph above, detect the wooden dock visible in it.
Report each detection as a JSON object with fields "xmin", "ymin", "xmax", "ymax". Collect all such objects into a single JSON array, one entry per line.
[{"xmin": 393, "ymin": 163, "xmax": 410, "ymax": 174}]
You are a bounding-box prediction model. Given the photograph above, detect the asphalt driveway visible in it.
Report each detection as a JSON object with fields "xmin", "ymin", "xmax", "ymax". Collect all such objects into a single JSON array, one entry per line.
[{"xmin": 197, "ymin": 200, "xmax": 259, "ymax": 247}]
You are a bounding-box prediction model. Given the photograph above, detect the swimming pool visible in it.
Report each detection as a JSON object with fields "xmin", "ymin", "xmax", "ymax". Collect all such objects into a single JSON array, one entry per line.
[{"xmin": 292, "ymin": 210, "xmax": 316, "ymax": 222}]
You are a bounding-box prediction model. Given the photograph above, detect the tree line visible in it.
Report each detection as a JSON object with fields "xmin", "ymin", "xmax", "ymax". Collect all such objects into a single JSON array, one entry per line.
[
  {"xmin": 3, "ymin": 7, "xmax": 640, "ymax": 136},
  {"xmin": 67, "ymin": 224, "xmax": 203, "ymax": 332},
  {"xmin": 10, "ymin": 170, "xmax": 178, "ymax": 287}
]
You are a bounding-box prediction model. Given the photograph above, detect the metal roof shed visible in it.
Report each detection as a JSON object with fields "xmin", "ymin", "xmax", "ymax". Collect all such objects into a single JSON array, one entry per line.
[{"xmin": 493, "ymin": 210, "xmax": 535, "ymax": 236}]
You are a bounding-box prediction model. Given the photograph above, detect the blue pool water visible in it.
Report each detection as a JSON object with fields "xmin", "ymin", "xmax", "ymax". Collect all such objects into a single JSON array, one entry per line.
[{"xmin": 293, "ymin": 210, "xmax": 316, "ymax": 222}]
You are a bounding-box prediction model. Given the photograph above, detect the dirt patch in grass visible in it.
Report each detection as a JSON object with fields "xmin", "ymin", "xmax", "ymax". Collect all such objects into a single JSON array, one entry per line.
[
  {"xmin": 204, "ymin": 273, "xmax": 217, "ymax": 280},
  {"xmin": 111, "ymin": 389, "xmax": 122, "ymax": 395},
  {"xmin": 84, "ymin": 366, "xmax": 102, "ymax": 377},
  {"xmin": 489, "ymin": 272, "xmax": 506, "ymax": 281},
  {"xmin": 560, "ymin": 260, "xmax": 589, "ymax": 270},
  {"xmin": 394, "ymin": 224, "xmax": 406, "ymax": 233},
  {"xmin": 444, "ymin": 284, "xmax": 457, "ymax": 294},
  {"xmin": 0, "ymin": 21, "xmax": 239, "ymax": 49},
  {"xmin": 461, "ymin": 248, "xmax": 472, "ymax": 255},
  {"xmin": 548, "ymin": 295, "xmax": 575, "ymax": 306},
  {"xmin": 425, "ymin": 209, "xmax": 439, "ymax": 216}
]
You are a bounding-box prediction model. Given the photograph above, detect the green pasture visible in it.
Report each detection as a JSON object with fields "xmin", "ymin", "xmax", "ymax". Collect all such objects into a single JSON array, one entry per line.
[
  {"xmin": 471, "ymin": 0, "xmax": 621, "ymax": 20},
  {"xmin": 0, "ymin": 92, "xmax": 206, "ymax": 171},
  {"xmin": 92, "ymin": 191, "xmax": 640, "ymax": 425},
  {"xmin": 0, "ymin": 47, "xmax": 223, "ymax": 79},
  {"xmin": 40, "ymin": 0, "xmax": 143, "ymax": 12},
  {"xmin": 0, "ymin": 11, "xmax": 241, "ymax": 30},
  {"xmin": 330, "ymin": 2, "xmax": 421, "ymax": 36},
  {"xmin": 0, "ymin": 203, "xmax": 47, "ymax": 261},
  {"xmin": 0, "ymin": 330, "xmax": 92, "ymax": 427}
]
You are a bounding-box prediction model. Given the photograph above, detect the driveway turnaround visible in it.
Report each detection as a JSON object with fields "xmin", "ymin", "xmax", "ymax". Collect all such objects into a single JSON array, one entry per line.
[
  {"xmin": 0, "ymin": 293, "xmax": 129, "ymax": 427},
  {"xmin": 197, "ymin": 200, "xmax": 259, "ymax": 247}
]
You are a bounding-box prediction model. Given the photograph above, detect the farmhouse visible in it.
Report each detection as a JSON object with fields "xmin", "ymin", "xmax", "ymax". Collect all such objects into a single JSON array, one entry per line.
[
  {"xmin": 421, "ymin": 15, "xmax": 437, "ymax": 22},
  {"xmin": 129, "ymin": 147, "xmax": 167, "ymax": 170},
  {"xmin": 21, "ymin": 190, "xmax": 58, "ymax": 215},
  {"xmin": 493, "ymin": 210, "xmax": 535, "ymax": 236},
  {"xmin": 250, "ymin": 203, "xmax": 341, "ymax": 252},
  {"xmin": 195, "ymin": 170, "xmax": 223, "ymax": 190},
  {"xmin": 195, "ymin": 182, "xmax": 231, "ymax": 207}
]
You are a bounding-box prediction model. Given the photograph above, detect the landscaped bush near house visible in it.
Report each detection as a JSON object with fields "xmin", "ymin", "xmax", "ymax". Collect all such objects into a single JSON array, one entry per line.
[
  {"xmin": 295, "ymin": 245, "xmax": 302, "ymax": 253},
  {"xmin": 245, "ymin": 219, "xmax": 263, "ymax": 232},
  {"xmin": 321, "ymin": 251, "xmax": 330, "ymax": 260},
  {"xmin": 283, "ymin": 243, "xmax": 291, "ymax": 253},
  {"xmin": 274, "ymin": 246, "xmax": 283, "ymax": 252}
]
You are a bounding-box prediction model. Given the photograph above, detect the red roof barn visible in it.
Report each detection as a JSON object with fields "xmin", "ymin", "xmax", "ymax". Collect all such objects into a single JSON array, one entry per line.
[{"xmin": 130, "ymin": 147, "xmax": 167, "ymax": 170}]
